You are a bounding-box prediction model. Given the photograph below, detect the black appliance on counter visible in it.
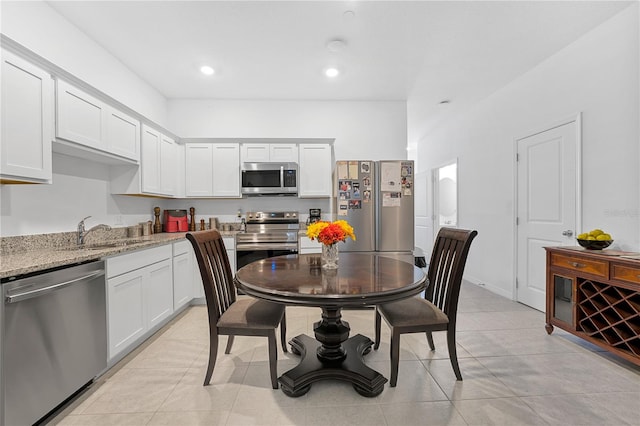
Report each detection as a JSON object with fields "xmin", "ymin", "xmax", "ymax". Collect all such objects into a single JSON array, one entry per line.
[{"xmin": 307, "ymin": 208, "xmax": 321, "ymax": 225}]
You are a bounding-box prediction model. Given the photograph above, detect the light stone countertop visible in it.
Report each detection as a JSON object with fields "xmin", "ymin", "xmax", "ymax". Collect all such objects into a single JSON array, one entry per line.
[{"xmin": 0, "ymin": 230, "xmax": 239, "ymax": 280}]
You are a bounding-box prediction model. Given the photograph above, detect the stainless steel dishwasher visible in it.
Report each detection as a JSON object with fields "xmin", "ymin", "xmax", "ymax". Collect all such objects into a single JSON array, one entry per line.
[{"xmin": 2, "ymin": 261, "xmax": 107, "ymax": 426}]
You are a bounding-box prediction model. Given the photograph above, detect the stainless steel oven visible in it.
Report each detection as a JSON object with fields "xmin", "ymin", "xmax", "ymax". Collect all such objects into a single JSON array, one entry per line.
[{"xmin": 235, "ymin": 211, "xmax": 299, "ymax": 272}]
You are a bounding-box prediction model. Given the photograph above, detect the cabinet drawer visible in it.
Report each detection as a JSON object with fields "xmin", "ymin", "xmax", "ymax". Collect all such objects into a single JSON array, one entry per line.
[
  {"xmin": 173, "ymin": 239, "xmax": 191, "ymax": 256},
  {"xmin": 550, "ymin": 253, "xmax": 608, "ymax": 278},
  {"xmin": 611, "ymin": 263, "xmax": 640, "ymax": 285},
  {"xmin": 106, "ymin": 244, "xmax": 172, "ymax": 278}
]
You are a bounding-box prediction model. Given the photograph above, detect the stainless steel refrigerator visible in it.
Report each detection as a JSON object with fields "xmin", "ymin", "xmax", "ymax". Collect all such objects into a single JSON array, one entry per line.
[{"xmin": 334, "ymin": 160, "xmax": 414, "ymax": 262}]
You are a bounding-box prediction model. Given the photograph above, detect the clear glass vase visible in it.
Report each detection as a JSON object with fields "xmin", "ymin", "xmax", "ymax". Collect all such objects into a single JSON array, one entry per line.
[{"xmin": 322, "ymin": 243, "xmax": 339, "ymax": 269}]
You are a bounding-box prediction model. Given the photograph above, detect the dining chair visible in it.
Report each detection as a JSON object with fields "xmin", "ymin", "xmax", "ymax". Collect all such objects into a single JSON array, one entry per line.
[
  {"xmin": 374, "ymin": 227, "xmax": 478, "ymax": 386},
  {"xmin": 186, "ymin": 230, "xmax": 287, "ymax": 389}
]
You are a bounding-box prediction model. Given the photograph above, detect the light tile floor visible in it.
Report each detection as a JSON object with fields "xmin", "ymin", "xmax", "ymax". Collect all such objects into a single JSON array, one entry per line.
[{"xmin": 52, "ymin": 282, "xmax": 639, "ymax": 425}]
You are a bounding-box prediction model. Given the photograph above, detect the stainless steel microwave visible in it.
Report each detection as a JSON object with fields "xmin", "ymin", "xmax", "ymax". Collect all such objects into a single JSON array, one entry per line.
[{"xmin": 241, "ymin": 162, "xmax": 298, "ymax": 196}]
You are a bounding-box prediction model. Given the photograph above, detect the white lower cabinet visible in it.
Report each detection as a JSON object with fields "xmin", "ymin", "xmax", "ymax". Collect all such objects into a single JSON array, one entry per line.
[
  {"xmin": 106, "ymin": 245, "xmax": 173, "ymax": 361},
  {"xmin": 173, "ymin": 240, "xmax": 193, "ymax": 310},
  {"xmin": 225, "ymin": 236, "xmax": 236, "ymax": 276},
  {"xmin": 299, "ymin": 236, "xmax": 322, "ymax": 254},
  {"xmin": 146, "ymin": 259, "xmax": 174, "ymax": 329},
  {"xmin": 107, "ymin": 268, "xmax": 146, "ymax": 360},
  {"xmin": 191, "ymin": 236, "xmax": 235, "ymax": 299}
]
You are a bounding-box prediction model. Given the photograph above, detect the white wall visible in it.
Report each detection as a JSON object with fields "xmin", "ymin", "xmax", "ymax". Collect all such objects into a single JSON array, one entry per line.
[
  {"xmin": 168, "ymin": 99, "xmax": 408, "ymax": 160},
  {"xmin": 1, "ymin": 0, "xmax": 168, "ymax": 127},
  {"xmin": 410, "ymin": 4, "xmax": 639, "ymax": 299},
  {"xmin": 0, "ymin": 154, "xmax": 160, "ymax": 236}
]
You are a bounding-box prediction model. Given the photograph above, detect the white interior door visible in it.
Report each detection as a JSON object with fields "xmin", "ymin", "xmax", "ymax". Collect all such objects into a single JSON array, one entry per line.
[{"xmin": 516, "ymin": 119, "xmax": 580, "ymax": 311}]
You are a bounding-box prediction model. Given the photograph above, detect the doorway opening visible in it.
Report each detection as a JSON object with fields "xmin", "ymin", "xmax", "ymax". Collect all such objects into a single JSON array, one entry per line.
[{"xmin": 432, "ymin": 160, "xmax": 458, "ymax": 239}]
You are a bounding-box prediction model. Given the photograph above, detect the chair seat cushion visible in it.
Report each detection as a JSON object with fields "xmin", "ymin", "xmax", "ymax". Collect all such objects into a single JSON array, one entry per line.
[
  {"xmin": 378, "ymin": 297, "xmax": 449, "ymax": 327},
  {"xmin": 217, "ymin": 298, "xmax": 285, "ymax": 329}
]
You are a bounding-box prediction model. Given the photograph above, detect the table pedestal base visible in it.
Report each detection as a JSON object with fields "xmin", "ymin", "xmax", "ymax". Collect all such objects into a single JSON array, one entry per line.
[{"xmin": 279, "ymin": 334, "xmax": 387, "ymax": 397}]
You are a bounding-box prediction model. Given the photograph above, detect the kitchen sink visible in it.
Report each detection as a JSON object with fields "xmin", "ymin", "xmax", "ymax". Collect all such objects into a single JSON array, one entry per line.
[{"xmin": 58, "ymin": 240, "xmax": 148, "ymax": 251}]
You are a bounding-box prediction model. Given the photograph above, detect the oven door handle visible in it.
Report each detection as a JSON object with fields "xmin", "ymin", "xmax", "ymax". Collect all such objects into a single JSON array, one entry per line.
[{"xmin": 236, "ymin": 243, "xmax": 298, "ymax": 251}]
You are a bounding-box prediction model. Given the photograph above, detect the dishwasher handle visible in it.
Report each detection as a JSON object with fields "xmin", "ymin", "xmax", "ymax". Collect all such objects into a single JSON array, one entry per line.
[{"xmin": 5, "ymin": 269, "xmax": 105, "ymax": 304}]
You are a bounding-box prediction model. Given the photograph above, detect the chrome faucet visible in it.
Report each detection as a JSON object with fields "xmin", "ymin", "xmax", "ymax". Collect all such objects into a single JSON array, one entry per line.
[{"xmin": 77, "ymin": 216, "xmax": 111, "ymax": 245}]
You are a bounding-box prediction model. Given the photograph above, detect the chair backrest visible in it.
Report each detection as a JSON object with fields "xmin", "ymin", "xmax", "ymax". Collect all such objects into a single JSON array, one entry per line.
[
  {"xmin": 425, "ymin": 228, "xmax": 478, "ymax": 320},
  {"xmin": 186, "ymin": 230, "xmax": 236, "ymax": 323}
]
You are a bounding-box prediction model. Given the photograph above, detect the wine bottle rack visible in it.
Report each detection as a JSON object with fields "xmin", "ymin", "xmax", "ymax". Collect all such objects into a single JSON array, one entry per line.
[
  {"xmin": 545, "ymin": 247, "xmax": 640, "ymax": 366},
  {"xmin": 577, "ymin": 279, "xmax": 640, "ymax": 357}
]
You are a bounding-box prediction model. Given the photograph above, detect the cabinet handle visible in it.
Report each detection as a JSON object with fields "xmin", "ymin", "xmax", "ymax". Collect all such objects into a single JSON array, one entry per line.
[{"xmin": 569, "ymin": 262, "xmax": 585, "ymax": 268}]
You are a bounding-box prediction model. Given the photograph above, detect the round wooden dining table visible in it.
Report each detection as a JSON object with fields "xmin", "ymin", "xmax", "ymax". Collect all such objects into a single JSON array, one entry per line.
[{"xmin": 234, "ymin": 252, "xmax": 427, "ymax": 397}]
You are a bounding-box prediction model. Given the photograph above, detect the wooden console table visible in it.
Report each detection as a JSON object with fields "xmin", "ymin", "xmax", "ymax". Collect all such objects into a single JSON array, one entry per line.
[{"xmin": 545, "ymin": 247, "xmax": 640, "ymax": 366}]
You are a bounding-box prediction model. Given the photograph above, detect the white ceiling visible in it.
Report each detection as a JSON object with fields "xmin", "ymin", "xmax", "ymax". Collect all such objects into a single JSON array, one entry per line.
[{"xmin": 46, "ymin": 0, "xmax": 630, "ymax": 104}]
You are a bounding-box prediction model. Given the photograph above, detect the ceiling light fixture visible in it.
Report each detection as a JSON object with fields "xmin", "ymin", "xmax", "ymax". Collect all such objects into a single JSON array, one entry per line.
[
  {"xmin": 200, "ymin": 65, "xmax": 215, "ymax": 76},
  {"xmin": 326, "ymin": 39, "xmax": 347, "ymax": 53},
  {"xmin": 325, "ymin": 68, "xmax": 340, "ymax": 78}
]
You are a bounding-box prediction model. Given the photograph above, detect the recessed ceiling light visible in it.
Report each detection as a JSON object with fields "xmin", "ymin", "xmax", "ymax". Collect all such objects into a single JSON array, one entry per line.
[
  {"xmin": 325, "ymin": 68, "xmax": 340, "ymax": 78},
  {"xmin": 200, "ymin": 66, "xmax": 215, "ymax": 76},
  {"xmin": 326, "ymin": 39, "xmax": 347, "ymax": 53}
]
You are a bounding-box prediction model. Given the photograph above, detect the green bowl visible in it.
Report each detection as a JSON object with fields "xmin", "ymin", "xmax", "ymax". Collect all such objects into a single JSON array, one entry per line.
[{"xmin": 577, "ymin": 239, "xmax": 613, "ymax": 250}]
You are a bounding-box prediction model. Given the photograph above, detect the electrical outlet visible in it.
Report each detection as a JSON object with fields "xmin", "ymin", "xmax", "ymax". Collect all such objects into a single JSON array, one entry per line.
[
  {"xmin": 237, "ymin": 209, "xmax": 242, "ymax": 218},
  {"xmin": 115, "ymin": 215, "xmax": 124, "ymax": 225}
]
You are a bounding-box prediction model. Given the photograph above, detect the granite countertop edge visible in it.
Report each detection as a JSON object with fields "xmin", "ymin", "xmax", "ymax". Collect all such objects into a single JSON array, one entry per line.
[{"xmin": 1, "ymin": 230, "xmax": 239, "ymax": 280}]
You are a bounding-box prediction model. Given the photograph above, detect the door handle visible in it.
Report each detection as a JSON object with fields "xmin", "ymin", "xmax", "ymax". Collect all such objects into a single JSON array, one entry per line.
[
  {"xmin": 5, "ymin": 270, "xmax": 104, "ymax": 304},
  {"xmin": 562, "ymin": 230, "xmax": 573, "ymax": 237}
]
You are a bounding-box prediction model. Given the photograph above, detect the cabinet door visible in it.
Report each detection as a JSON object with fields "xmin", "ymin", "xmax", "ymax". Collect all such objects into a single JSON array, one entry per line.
[
  {"xmin": 141, "ymin": 125, "xmax": 161, "ymax": 194},
  {"xmin": 185, "ymin": 143, "xmax": 214, "ymax": 196},
  {"xmin": 550, "ymin": 273, "xmax": 575, "ymax": 328},
  {"xmin": 191, "ymin": 246, "xmax": 205, "ymax": 299},
  {"xmin": 222, "ymin": 237, "xmax": 236, "ymax": 274},
  {"xmin": 298, "ymin": 144, "xmax": 332, "ymax": 197},
  {"xmin": 1, "ymin": 50, "xmax": 53, "ymax": 183},
  {"xmin": 299, "ymin": 236, "xmax": 322, "ymax": 254},
  {"xmin": 146, "ymin": 259, "xmax": 174, "ymax": 329},
  {"xmin": 270, "ymin": 144, "xmax": 298, "ymax": 162},
  {"xmin": 106, "ymin": 106, "xmax": 140, "ymax": 161},
  {"xmin": 241, "ymin": 143, "xmax": 270, "ymax": 162},
  {"xmin": 212, "ymin": 144, "xmax": 240, "ymax": 197},
  {"xmin": 173, "ymin": 251, "xmax": 193, "ymax": 310},
  {"xmin": 107, "ymin": 270, "xmax": 146, "ymax": 360},
  {"xmin": 56, "ymin": 79, "xmax": 106, "ymax": 150},
  {"xmin": 160, "ymin": 134, "xmax": 177, "ymax": 196}
]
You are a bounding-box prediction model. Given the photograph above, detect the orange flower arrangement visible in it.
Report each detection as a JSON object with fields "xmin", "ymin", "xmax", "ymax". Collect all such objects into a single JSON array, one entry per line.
[{"xmin": 306, "ymin": 220, "xmax": 356, "ymax": 246}]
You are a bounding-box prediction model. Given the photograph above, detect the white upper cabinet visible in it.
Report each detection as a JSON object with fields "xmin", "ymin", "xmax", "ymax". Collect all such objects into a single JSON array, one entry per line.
[
  {"xmin": 298, "ymin": 144, "xmax": 332, "ymax": 197},
  {"xmin": 106, "ymin": 106, "xmax": 140, "ymax": 161},
  {"xmin": 141, "ymin": 125, "xmax": 162, "ymax": 194},
  {"xmin": 241, "ymin": 143, "xmax": 298, "ymax": 163},
  {"xmin": 212, "ymin": 144, "xmax": 241, "ymax": 197},
  {"xmin": 56, "ymin": 79, "xmax": 139, "ymax": 163},
  {"xmin": 56, "ymin": 79, "xmax": 106, "ymax": 150},
  {"xmin": 269, "ymin": 144, "xmax": 298, "ymax": 162},
  {"xmin": 141, "ymin": 125, "xmax": 176, "ymax": 197},
  {"xmin": 111, "ymin": 124, "xmax": 177, "ymax": 197},
  {"xmin": 1, "ymin": 50, "xmax": 53, "ymax": 184},
  {"xmin": 185, "ymin": 144, "xmax": 214, "ymax": 197},
  {"xmin": 160, "ymin": 134, "xmax": 177, "ymax": 196},
  {"xmin": 184, "ymin": 143, "xmax": 240, "ymax": 198}
]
